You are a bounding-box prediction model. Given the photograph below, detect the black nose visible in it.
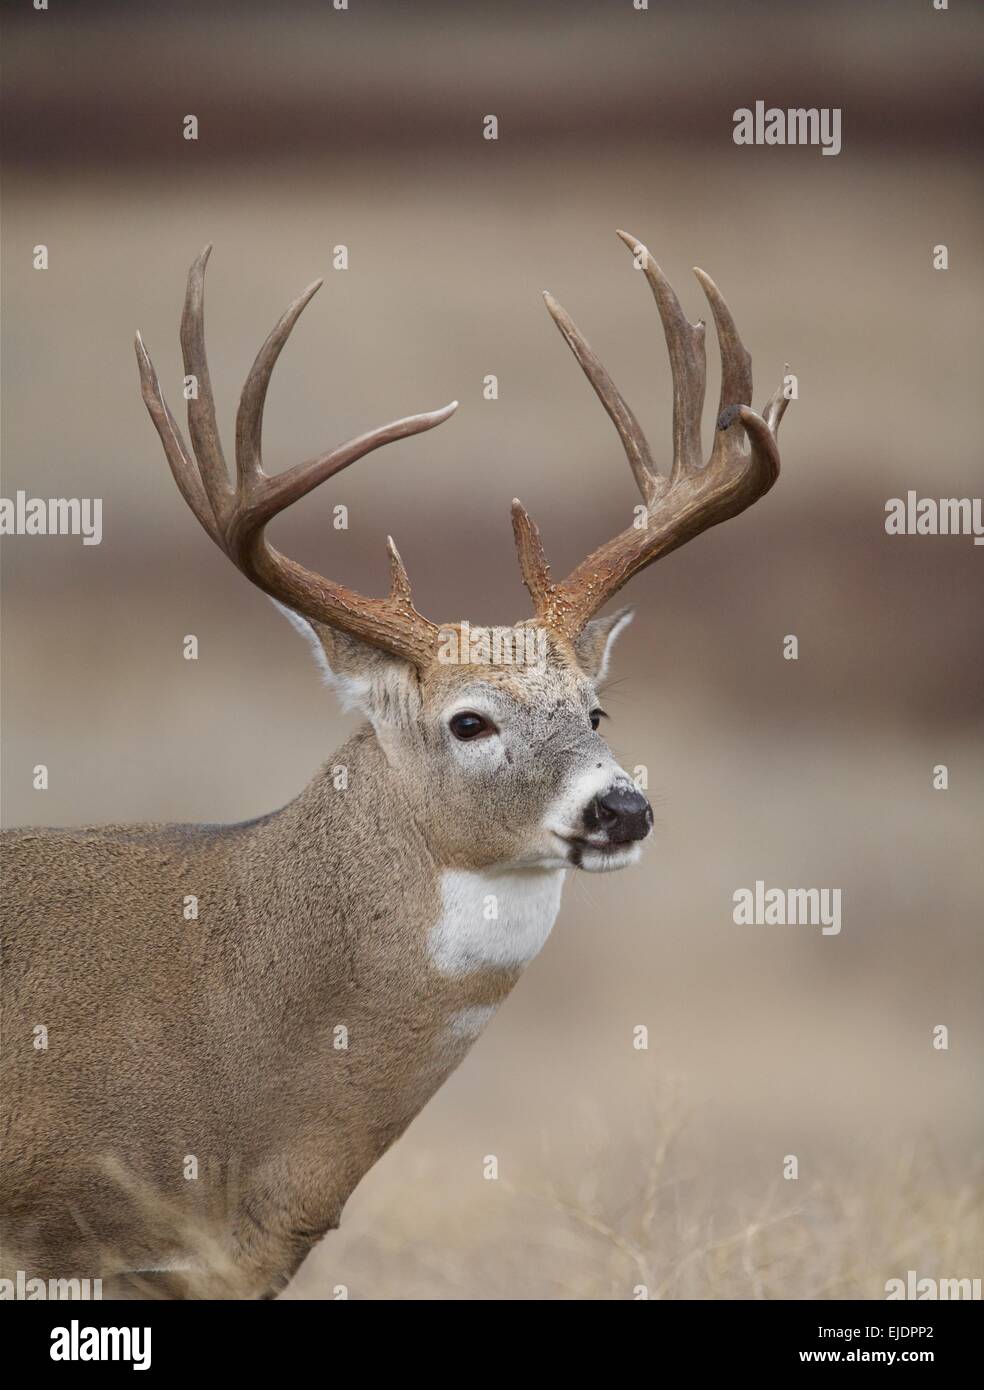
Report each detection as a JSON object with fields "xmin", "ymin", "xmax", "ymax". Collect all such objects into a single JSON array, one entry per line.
[{"xmin": 584, "ymin": 787, "xmax": 653, "ymax": 843}]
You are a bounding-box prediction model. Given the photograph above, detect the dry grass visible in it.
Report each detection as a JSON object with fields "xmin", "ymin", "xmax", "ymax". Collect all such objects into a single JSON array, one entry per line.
[
  {"xmin": 4, "ymin": 1089, "xmax": 978, "ymax": 1301},
  {"xmin": 283, "ymin": 1093, "xmax": 984, "ymax": 1300}
]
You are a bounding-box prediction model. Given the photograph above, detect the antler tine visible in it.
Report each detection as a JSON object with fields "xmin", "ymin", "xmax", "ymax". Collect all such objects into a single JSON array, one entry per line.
[
  {"xmin": 616, "ymin": 229, "xmax": 706, "ymax": 483},
  {"xmin": 693, "ymin": 265, "xmax": 753, "ymax": 469},
  {"xmin": 135, "ymin": 331, "xmax": 217, "ymax": 541},
  {"xmin": 510, "ymin": 498, "xmax": 552, "ymax": 612},
  {"xmin": 762, "ymin": 367, "xmax": 792, "ymax": 437},
  {"xmin": 180, "ymin": 245, "xmax": 233, "ymax": 524},
  {"xmin": 514, "ymin": 233, "xmax": 788, "ymax": 642},
  {"xmin": 138, "ymin": 249, "xmax": 459, "ymax": 668},
  {"xmin": 542, "ymin": 292, "xmax": 660, "ymax": 509},
  {"xmin": 385, "ymin": 535, "xmax": 414, "ymax": 603},
  {"xmin": 693, "ymin": 266, "xmax": 752, "ymax": 417},
  {"xmin": 232, "ymin": 401, "xmax": 459, "ymax": 558},
  {"xmin": 235, "ymin": 277, "xmax": 325, "ymax": 489},
  {"xmin": 228, "ymin": 257, "xmax": 458, "ymax": 554}
]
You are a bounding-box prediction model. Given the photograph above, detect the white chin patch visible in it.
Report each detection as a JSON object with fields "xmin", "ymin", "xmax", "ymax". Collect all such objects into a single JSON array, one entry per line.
[
  {"xmin": 429, "ymin": 868, "xmax": 565, "ymax": 975},
  {"xmin": 570, "ymin": 841, "xmax": 643, "ymax": 874}
]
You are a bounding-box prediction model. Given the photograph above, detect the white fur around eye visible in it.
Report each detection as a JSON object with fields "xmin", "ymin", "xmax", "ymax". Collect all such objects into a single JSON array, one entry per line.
[
  {"xmin": 443, "ymin": 698, "xmax": 497, "ymax": 722},
  {"xmin": 443, "ymin": 699, "xmax": 503, "ymax": 746}
]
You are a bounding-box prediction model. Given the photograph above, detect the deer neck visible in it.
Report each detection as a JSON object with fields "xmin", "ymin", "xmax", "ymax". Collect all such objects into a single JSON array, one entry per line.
[{"xmin": 209, "ymin": 724, "xmax": 565, "ymax": 1224}]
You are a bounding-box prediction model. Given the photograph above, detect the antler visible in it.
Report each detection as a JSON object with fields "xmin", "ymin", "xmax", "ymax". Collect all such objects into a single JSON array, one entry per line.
[
  {"xmin": 135, "ymin": 246, "xmax": 457, "ymax": 666},
  {"xmin": 512, "ymin": 230, "xmax": 789, "ymax": 641}
]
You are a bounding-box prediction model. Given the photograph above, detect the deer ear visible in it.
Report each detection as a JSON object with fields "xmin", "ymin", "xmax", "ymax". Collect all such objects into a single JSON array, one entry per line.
[
  {"xmin": 573, "ymin": 607, "xmax": 634, "ymax": 683},
  {"xmin": 272, "ymin": 601, "xmax": 395, "ymax": 713}
]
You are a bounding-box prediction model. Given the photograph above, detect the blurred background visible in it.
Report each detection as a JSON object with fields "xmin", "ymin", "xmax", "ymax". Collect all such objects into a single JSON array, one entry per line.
[{"xmin": 3, "ymin": 0, "xmax": 982, "ymax": 1297}]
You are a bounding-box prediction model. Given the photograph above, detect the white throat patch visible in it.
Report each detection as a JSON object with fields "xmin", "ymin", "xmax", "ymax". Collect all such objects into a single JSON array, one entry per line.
[{"xmin": 428, "ymin": 867, "xmax": 565, "ymax": 976}]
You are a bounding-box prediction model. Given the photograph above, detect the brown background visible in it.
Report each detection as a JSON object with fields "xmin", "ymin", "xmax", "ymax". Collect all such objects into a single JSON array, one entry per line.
[{"xmin": 2, "ymin": 1, "xmax": 982, "ymax": 1297}]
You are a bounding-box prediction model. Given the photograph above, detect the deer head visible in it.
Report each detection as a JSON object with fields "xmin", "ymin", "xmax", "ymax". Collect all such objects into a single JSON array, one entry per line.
[{"xmin": 136, "ymin": 233, "xmax": 789, "ymax": 876}]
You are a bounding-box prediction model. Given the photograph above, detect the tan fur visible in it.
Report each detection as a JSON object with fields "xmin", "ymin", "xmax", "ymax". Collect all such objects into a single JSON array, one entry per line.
[
  {"xmin": 0, "ymin": 620, "xmax": 637, "ymax": 1298},
  {"xmin": 1, "ymin": 238, "xmax": 787, "ymax": 1296}
]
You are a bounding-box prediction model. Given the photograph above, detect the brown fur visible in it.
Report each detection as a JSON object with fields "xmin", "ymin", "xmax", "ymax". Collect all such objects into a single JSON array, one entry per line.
[{"xmin": 1, "ymin": 619, "xmax": 633, "ymax": 1297}]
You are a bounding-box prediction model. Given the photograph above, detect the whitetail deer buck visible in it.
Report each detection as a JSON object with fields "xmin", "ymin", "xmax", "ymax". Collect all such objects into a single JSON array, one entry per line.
[{"xmin": 1, "ymin": 232, "xmax": 789, "ymax": 1298}]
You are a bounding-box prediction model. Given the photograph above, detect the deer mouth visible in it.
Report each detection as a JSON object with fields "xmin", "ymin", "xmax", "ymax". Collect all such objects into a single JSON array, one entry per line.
[{"xmin": 558, "ymin": 834, "xmax": 645, "ymax": 872}]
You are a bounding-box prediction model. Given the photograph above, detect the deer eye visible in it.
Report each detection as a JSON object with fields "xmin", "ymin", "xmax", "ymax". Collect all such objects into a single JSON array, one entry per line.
[
  {"xmin": 449, "ymin": 711, "xmax": 496, "ymax": 741},
  {"xmin": 589, "ymin": 708, "xmax": 606, "ymax": 731}
]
